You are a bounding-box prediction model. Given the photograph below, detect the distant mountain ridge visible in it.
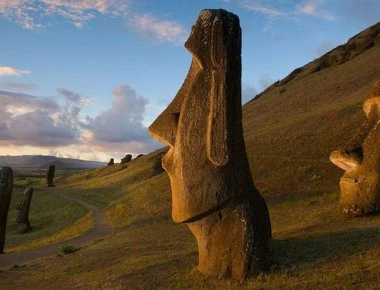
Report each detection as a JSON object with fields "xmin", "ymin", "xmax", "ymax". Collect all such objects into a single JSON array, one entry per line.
[{"xmin": 0, "ymin": 155, "xmax": 105, "ymax": 169}]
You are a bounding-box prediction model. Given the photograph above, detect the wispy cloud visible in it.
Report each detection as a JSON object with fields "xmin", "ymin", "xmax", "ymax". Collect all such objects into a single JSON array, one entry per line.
[
  {"xmin": 128, "ymin": 13, "xmax": 187, "ymax": 43},
  {"xmin": 0, "ymin": 0, "xmax": 129, "ymax": 30},
  {"xmin": 0, "ymin": 66, "xmax": 31, "ymax": 77},
  {"xmin": 242, "ymin": 0, "xmax": 287, "ymax": 18},
  {"xmin": 296, "ymin": 0, "xmax": 336, "ymax": 21},
  {"xmin": 0, "ymin": 81, "xmax": 35, "ymax": 91}
]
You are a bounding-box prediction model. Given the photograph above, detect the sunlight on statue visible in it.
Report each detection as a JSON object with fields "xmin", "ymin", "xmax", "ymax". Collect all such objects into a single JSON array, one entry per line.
[
  {"xmin": 149, "ymin": 9, "xmax": 272, "ymax": 279},
  {"xmin": 330, "ymin": 81, "xmax": 380, "ymax": 216}
]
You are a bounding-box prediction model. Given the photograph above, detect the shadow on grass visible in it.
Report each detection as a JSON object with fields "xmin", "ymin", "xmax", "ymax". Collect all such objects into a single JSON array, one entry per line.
[{"xmin": 272, "ymin": 226, "xmax": 380, "ymax": 269}]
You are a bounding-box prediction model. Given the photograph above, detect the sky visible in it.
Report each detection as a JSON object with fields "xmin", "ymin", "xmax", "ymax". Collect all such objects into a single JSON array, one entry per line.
[{"xmin": 0, "ymin": 0, "xmax": 379, "ymax": 162}]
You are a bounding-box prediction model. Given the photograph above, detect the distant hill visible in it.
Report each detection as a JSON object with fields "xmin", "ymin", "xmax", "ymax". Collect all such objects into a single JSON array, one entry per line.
[
  {"xmin": 0, "ymin": 155, "xmax": 106, "ymax": 170},
  {"xmin": 243, "ymin": 21, "xmax": 380, "ymax": 198}
]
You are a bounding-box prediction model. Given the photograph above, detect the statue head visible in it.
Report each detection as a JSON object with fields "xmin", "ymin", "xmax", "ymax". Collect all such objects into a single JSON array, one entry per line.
[
  {"xmin": 148, "ymin": 9, "xmax": 252, "ymax": 223},
  {"xmin": 330, "ymin": 82, "xmax": 380, "ymax": 215}
]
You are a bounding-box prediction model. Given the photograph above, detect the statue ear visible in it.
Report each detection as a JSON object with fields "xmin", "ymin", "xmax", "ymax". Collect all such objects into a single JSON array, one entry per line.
[{"xmin": 207, "ymin": 17, "xmax": 229, "ymax": 166}]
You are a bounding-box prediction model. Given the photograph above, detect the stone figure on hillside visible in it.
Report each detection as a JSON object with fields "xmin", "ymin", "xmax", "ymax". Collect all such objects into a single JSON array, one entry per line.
[
  {"xmin": 136, "ymin": 154, "xmax": 144, "ymax": 159},
  {"xmin": 121, "ymin": 154, "xmax": 132, "ymax": 164},
  {"xmin": 46, "ymin": 165, "xmax": 55, "ymax": 187},
  {"xmin": 330, "ymin": 81, "xmax": 380, "ymax": 216},
  {"xmin": 15, "ymin": 187, "xmax": 33, "ymax": 233},
  {"xmin": 0, "ymin": 167, "xmax": 13, "ymax": 253},
  {"xmin": 148, "ymin": 9, "xmax": 272, "ymax": 279},
  {"xmin": 108, "ymin": 158, "xmax": 114, "ymax": 166}
]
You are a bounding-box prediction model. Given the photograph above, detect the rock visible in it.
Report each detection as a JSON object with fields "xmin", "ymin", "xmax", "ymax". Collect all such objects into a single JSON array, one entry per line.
[
  {"xmin": 330, "ymin": 81, "xmax": 380, "ymax": 216},
  {"xmin": 121, "ymin": 154, "xmax": 132, "ymax": 164},
  {"xmin": 15, "ymin": 187, "xmax": 33, "ymax": 234},
  {"xmin": 108, "ymin": 158, "xmax": 114, "ymax": 166},
  {"xmin": 0, "ymin": 167, "xmax": 13, "ymax": 253},
  {"xmin": 46, "ymin": 165, "xmax": 55, "ymax": 187},
  {"xmin": 148, "ymin": 9, "xmax": 271, "ymax": 279},
  {"xmin": 136, "ymin": 154, "xmax": 144, "ymax": 159}
]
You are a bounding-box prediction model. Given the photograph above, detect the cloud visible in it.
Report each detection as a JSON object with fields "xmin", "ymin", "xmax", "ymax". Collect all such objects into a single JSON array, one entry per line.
[
  {"xmin": 127, "ymin": 13, "xmax": 187, "ymax": 43},
  {"xmin": 0, "ymin": 81, "xmax": 35, "ymax": 91},
  {"xmin": 0, "ymin": 0, "xmax": 129, "ymax": 30},
  {"xmin": 0, "ymin": 90, "xmax": 80, "ymax": 146},
  {"xmin": 259, "ymin": 73, "xmax": 275, "ymax": 90},
  {"xmin": 57, "ymin": 88, "xmax": 92, "ymax": 106},
  {"xmin": 0, "ymin": 66, "xmax": 31, "ymax": 77},
  {"xmin": 242, "ymin": 0, "xmax": 287, "ymax": 18},
  {"xmin": 296, "ymin": 0, "xmax": 336, "ymax": 21}
]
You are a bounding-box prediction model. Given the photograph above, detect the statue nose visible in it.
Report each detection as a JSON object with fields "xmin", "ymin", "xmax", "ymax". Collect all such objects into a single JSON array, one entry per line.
[{"xmin": 148, "ymin": 112, "xmax": 180, "ymax": 147}]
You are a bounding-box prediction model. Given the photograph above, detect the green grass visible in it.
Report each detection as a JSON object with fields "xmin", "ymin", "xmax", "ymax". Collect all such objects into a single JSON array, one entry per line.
[{"xmin": 4, "ymin": 185, "xmax": 91, "ymax": 252}]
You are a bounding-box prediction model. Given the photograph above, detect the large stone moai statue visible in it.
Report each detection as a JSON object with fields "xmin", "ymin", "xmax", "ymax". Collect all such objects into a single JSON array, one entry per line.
[
  {"xmin": 46, "ymin": 165, "xmax": 55, "ymax": 187},
  {"xmin": 330, "ymin": 81, "xmax": 380, "ymax": 216},
  {"xmin": 148, "ymin": 9, "xmax": 272, "ymax": 279},
  {"xmin": 16, "ymin": 187, "xmax": 34, "ymax": 234},
  {"xmin": 0, "ymin": 167, "xmax": 13, "ymax": 253},
  {"xmin": 108, "ymin": 158, "xmax": 114, "ymax": 166}
]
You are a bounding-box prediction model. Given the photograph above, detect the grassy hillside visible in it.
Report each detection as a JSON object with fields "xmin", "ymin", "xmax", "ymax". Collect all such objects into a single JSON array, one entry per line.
[
  {"xmin": 1, "ymin": 23, "xmax": 380, "ymax": 289},
  {"xmin": 243, "ymin": 22, "xmax": 380, "ymax": 198}
]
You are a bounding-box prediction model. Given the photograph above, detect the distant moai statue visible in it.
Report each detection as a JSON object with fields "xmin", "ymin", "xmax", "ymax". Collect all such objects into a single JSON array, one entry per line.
[
  {"xmin": 148, "ymin": 9, "xmax": 272, "ymax": 279},
  {"xmin": 108, "ymin": 158, "xmax": 114, "ymax": 166},
  {"xmin": 121, "ymin": 154, "xmax": 132, "ymax": 164},
  {"xmin": 15, "ymin": 187, "xmax": 33, "ymax": 234},
  {"xmin": 0, "ymin": 167, "xmax": 13, "ymax": 253},
  {"xmin": 136, "ymin": 154, "xmax": 144, "ymax": 159},
  {"xmin": 46, "ymin": 165, "xmax": 55, "ymax": 187},
  {"xmin": 330, "ymin": 81, "xmax": 380, "ymax": 216}
]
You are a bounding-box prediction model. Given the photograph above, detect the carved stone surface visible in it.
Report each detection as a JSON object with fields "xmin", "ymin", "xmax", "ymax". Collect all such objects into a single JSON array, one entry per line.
[
  {"xmin": 121, "ymin": 154, "xmax": 132, "ymax": 164},
  {"xmin": 330, "ymin": 81, "xmax": 380, "ymax": 216},
  {"xmin": 148, "ymin": 9, "xmax": 272, "ymax": 279},
  {"xmin": 108, "ymin": 158, "xmax": 114, "ymax": 166},
  {"xmin": 0, "ymin": 167, "xmax": 13, "ymax": 253},
  {"xmin": 46, "ymin": 165, "xmax": 55, "ymax": 187},
  {"xmin": 15, "ymin": 187, "xmax": 33, "ymax": 234}
]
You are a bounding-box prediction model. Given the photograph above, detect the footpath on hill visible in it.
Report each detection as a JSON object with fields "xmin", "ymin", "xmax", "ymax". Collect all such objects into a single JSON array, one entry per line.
[{"xmin": 0, "ymin": 187, "xmax": 112, "ymax": 268}]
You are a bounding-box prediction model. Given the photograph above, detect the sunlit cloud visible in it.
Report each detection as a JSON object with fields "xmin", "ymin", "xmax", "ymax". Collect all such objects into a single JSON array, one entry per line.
[
  {"xmin": 0, "ymin": 0, "xmax": 130, "ymax": 30},
  {"xmin": 241, "ymin": 0, "xmax": 287, "ymax": 18},
  {"xmin": 127, "ymin": 13, "xmax": 187, "ymax": 43},
  {"xmin": 296, "ymin": 0, "xmax": 336, "ymax": 21},
  {"xmin": 0, "ymin": 66, "xmax": 31, "ymax": 77}
]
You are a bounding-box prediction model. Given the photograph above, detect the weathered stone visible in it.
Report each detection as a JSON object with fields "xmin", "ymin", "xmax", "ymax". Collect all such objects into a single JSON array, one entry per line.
[
  {"xmin": 330, "ymin": 81, "xmax": 380, "ymax": 216},
  {"xmin": 15, "ymin": 187, "xmax": 33, "ymax": 234},
  {"xmin": 108, "ymin": 158, "xmax": 114, "ymax": 166},
  {"xmin": 148, "ymin": 9, "xmax": 271, "ymax": 279},
  {"xmin": 121, "ymin": 154, "xmax": 132, "ymax": 164},
  {"xmin": 0, "ymin": 167, "xmax": 13, "ymax": 253},
  {"xmin": 46, "ymin": 165, "xmax": 55, "ymax": 187}
]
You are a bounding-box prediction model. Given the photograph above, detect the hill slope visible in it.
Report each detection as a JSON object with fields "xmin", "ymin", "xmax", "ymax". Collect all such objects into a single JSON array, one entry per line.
[{"xmin": 243, "ymin": 21, "xmax": 380, "ymax": 198}]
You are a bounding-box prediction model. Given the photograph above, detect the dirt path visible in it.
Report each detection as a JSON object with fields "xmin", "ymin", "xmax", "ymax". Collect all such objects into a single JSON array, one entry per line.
[{"xmin": 0, "ymin": 187, "xmax": 112, "ymax": 269}]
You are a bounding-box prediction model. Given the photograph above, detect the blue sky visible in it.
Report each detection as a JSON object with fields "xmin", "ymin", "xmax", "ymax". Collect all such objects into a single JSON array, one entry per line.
[{"xmin": 0, "ymin": 0, "xmax": 379, "ymax": 161}]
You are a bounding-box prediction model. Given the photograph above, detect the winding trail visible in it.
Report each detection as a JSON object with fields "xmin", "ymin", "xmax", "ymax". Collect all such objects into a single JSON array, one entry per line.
[{"xmin": 0, "ymin": 187, "xmax": 113, "ymax": 269}]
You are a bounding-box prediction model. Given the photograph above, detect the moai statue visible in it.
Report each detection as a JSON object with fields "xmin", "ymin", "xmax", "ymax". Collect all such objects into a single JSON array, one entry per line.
[
  {"xmin": 46, "ymin": 165, "xmax": 55, "ymax": 187},
  {"xmin": 0, "ymin": 167, "xmax": 13, "ymax": 253},
  {"xmin": 15, "ymin": 187, "xmax": 33, "ymax": 234},
  {"xmin": 136, "ymin": 154, "xmax": 144, "ymax": 159},
  {"xmin": 330, "ymin": 81, "xmax": 380, "ymax": 216},
  {"xmin": 108, "ymin": 158, "xmax": 114, "ymax": 166},
  {"xmin": 148, "ymin": 9, "xmax": 272, "ymax": 279},
  {"xmin": 121, "ymin": 154, "xmax": 132, "ymax": 164}
]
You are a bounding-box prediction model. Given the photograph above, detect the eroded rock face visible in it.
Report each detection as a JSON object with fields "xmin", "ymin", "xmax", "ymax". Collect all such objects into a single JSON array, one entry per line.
[
  {"xmin": 0, "ymin": 167, "xmax": 13, "ymax": 253},
  {"xmin": 46, "ymin": 165, "xmax": 55, "ymax": 187},
  {"xmin": 121, "ymin": 154, "xmax": 132, "ymax": 164},
  {"xmin": 148, "ymin": 9, "xmax": 271, "ymax": 279},
  {"xmin": 108, "ymin": 158, "xmax": 114, "ymax": 166},
  {"xmin": 16, "ymin": 187, "xmax": 33, "ymax": 234},
  {"xmin": 330, "ymin": 81, "xmax": 380, "ymax": 216}
]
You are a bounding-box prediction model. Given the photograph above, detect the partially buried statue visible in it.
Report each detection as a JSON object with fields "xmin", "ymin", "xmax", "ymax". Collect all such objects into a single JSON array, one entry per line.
[
  {"xmin": 46, "ymin": 165, "xmax": 55, "ymax": 187},
  {"xmin": 330, "ymin": 81, "xmax": 380, "ymax": 216},
  {"xmin": 0, "ymin": 167, "xmax": 13, "ymax": 253},
  {"xmin": 148, "ymin": 9, "xmax": 272, "ymax": 279},
  {"xmin": 16, "ymin": 187, "xmax": 33, "ymax": 233}
]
